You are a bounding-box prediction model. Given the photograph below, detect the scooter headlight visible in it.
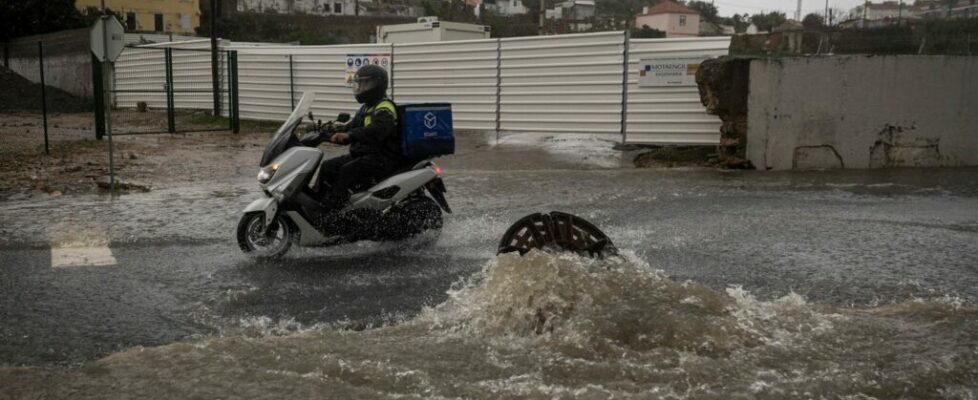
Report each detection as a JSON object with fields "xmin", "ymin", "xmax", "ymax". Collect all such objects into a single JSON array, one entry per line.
[{"xmin": 257, "ymin": 163, "xmax": 279, "ymax": 184}]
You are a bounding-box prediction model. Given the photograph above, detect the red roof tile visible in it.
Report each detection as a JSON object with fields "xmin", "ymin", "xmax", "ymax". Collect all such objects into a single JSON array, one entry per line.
[{"xmin": 641, "ymin": 0, "xmax": 699, "ymax": 16}]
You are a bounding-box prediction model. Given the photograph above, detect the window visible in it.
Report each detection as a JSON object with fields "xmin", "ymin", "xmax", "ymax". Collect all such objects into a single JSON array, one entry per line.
[
  {"xmin": 180, "ymin": 13, "xmax": 191, "ymax": 30},
  {"xmin": 154, "ymin": 13, "xmax": 164, "ymax": 32},
  {"xmin": 334, "ymin": 2, "xmax": 343, "ymax": 13},
  {"xmin": 679, "ymin": 14, "xmax": 687, "ymax": 26},
  {"xmin": 126, "ymin": 12, "xmax": 136, "ymax": 30}
]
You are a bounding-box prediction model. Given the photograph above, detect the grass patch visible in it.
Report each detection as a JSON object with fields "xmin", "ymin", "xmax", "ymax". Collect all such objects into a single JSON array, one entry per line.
[
  {"xmin": 187, "ymin": 113, "xmax": 283, "ymax": 133},
  {"xmin": 0, "ymin": 138, "xmax": 103, "ymax": 161}
]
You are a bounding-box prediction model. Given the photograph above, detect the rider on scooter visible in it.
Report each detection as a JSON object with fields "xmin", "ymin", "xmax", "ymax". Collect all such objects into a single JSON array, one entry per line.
[{"xmin": 313, "ymin": 64, "xmax": 401, "ymax": 210}]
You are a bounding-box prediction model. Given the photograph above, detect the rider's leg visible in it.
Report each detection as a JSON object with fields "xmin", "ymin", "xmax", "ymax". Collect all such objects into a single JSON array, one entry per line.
[
  {"xmin": 320, "ymin": 154, "xmax": 354, "ymax": 191},
  {"xmin": 325, "ymin": 154, "xmax": 397, "ymax": 209}
]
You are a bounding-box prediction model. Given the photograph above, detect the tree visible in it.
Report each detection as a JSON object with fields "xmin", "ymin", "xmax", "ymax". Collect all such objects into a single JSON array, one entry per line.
[
  {"xmin": 722, "ymin": 13, "xmax": 752, "ymax": 33},
  {"xmin": 749, "ymin": 11, "xmax": 787, "ymax": 32},
  {"xmin": 802, "ymin": 12, "xmax": 825, "ymax": 29},
  {"xmin": 687, "ymin": 1, "xmax": 719, "ymax": 23},
  {"xmin": 0, "ymin": 0, "xmax": 86, "ymax": 41},
  {"xmin": 631, "ymin": 24, "xmax": 666, "ymax": 38},
  {"xmin": 596, "ymin": 0, "xmax": 650, "ymax": 28}
]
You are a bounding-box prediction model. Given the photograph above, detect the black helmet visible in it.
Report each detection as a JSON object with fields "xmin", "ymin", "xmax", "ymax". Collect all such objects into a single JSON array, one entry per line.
[{"xmin": 352, "ymin": 64, "xmax": 388, "ymax": 104}]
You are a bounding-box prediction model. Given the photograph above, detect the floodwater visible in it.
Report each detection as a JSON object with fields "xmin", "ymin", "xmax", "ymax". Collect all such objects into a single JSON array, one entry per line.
[
  {"xmin": 3, "ymin": 251, "xmax": 977, "ymax": 399},
  {"xmin": 2, "ymin": 135, "xmax": 978, "ymax": 398}
]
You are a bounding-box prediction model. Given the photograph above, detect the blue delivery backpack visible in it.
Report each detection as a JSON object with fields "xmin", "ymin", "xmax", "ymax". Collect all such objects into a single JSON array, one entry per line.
[{"xmin": 396, "ymin": 103, "xmax": 454, "ymax": 159}]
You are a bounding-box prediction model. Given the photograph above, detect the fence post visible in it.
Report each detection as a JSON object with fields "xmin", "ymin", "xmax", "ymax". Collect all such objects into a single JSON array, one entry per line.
[
  {"xmin": 288, "ymin": 54, "xmax": 295, "ymax": 109},
  {"xmin": 389, "ymin": 43, "xmax": 395, "ymax": 100},
  {"xmin": 92, "ymin": 54, "xmax": 105, "ymax": 140},
  {"xmin": 164, "ymin": 48, "xmax": 176, "ymax": 133},
  {"xmin": 494, "ymin": 38, "xmax": 502, "ymax": 143},
  {"xmin": 619, "ymin": 30, "xmax": 631, "ymax": 144},
  {"xmin": 226, "ymin": 50, "xmax": 233, "ymax": 131},
  {"xmin": 38, "ymin": 41, "xmax": 49, "ymax": 154},
  {"xmin": 230, "ymin": 50, "xmax": 240, "ymax": 133}
]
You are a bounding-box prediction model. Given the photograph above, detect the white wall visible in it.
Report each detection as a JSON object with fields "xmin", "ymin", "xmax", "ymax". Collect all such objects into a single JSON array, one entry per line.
[{"xmin": 747, "ymin": 55, "xmax": 978, "ymax": 170}]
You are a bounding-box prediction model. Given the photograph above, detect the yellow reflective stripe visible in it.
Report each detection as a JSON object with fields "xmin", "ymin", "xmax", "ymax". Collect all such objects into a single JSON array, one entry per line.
[{"xmin": 364, "ymin": 100, "xmax": 397, "ymax": 127}]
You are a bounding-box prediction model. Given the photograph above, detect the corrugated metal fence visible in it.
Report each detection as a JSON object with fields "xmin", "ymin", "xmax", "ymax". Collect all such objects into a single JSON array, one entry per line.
[{"xmin": 113, "ymin": 32, "xmax": 730, "ymax": 145}]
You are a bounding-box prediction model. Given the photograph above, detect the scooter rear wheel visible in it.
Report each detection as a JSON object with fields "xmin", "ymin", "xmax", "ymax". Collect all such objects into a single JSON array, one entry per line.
[{"xmin": 237, "ymin": 212, "xmax": 294, "ymax": 259}]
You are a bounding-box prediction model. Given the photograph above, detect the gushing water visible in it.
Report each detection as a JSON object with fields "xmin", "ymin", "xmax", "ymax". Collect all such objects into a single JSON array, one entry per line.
[{"xmin": 3, "ymin": 251, "xmax": 976, "ymax": 399}]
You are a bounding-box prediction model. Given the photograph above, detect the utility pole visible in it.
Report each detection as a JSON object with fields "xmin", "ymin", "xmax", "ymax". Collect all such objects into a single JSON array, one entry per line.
[
  {"xmin": 539, "ymin": 0, "xmax": 545, "ymax": 35},
  {"xmin": 210, "ymin": 0, "xmax": 221, "ymax": 117},
  {"xmin": 898, "ymin": 0, "xmax": 903, "ymax": 25},
  {"xmin": 825, "ymin": 0, "xmax": 829, "ymax": 25},
  {"xmin": 862, "ymin": 0, "xmax": 868, "ymax": 28},
  {"xmin": 796, "ymin": 0, "xmax": 802, "ymax": 20}
]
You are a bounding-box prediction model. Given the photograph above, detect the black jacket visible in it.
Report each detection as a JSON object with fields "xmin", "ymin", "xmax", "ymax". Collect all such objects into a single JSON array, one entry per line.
[{"xmin": 347, "ymin": 99, "xmax": 400, "ymax": 160}]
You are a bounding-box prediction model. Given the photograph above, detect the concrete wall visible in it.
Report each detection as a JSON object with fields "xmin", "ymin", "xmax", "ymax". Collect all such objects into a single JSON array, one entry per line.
[
  {"xmin": 5, "ymin": 29, "xmax": 94, "ymax": 101},
  {"xmin": 7, "ymin": 53, "xmax": 93, "ymax": 102},
  {"xmin": 746, "ymin": 55, "xmax": 978, "ymax": 170}
]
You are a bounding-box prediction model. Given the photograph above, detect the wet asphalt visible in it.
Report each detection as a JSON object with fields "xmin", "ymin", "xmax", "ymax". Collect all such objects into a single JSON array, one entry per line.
[{"xmin": 2, "ymin": 134, "xmax": 977, "ymax": 367}]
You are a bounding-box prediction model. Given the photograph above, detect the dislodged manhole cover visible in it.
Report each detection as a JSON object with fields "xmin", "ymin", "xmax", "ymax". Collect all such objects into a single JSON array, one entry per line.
[{"xmin": 497, "ymin": 211, "xmax": 617, "ymax": 258}]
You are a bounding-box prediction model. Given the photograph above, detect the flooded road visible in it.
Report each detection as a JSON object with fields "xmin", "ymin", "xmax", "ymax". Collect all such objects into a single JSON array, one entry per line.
[{"xmin": 1, "ymin": 137, "xmax": 977, "ymax": 398}]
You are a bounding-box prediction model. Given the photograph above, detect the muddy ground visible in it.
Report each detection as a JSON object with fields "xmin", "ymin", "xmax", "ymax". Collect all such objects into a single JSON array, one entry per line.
[
  {"xmin": 0, "ymin": 111, "xmax": 716, "ymax": 201},
  {"xmin": 0, "ymin": 112, "xmax": 278, "ymax": 200}
]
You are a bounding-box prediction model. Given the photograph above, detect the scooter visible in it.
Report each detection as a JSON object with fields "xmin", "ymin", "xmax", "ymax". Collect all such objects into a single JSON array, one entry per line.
[{"xmin": 236, "ymin": 92, "xmax": 451, "ymax": 259}]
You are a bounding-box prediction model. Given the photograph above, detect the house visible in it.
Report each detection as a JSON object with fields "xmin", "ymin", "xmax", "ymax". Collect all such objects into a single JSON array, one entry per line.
[
  {"xmin": 236, "ymin": 0, "xmax": 364, "ymax": 16},
  {"xmin": 633, "ymin": 0, "xmax": 700, "ymax": 38},
  {"xmin": 546, "ymin": 0, "xmax": 596, "ymax": 31},
  {"xmin": 237, "ymin": 0, "xmax": 423, "ymax": 17},
  {"xmin": 76, "ymin": 0, "xmax": 201, "ymax": 34},
  {"xmin": 916, "ymin": 0, "xmax": 978, "ymax": 19},
  {"xmin": 484, "ymin": 0, "xmax": 529, "ymax": 16},
  {"xmin": 837, "ymin": 0, "xmax": 978, "ymax": 27}
]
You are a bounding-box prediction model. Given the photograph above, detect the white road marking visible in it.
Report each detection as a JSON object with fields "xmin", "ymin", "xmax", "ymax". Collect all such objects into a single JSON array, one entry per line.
[{"xmin": 50, "ymin": 246, "xmax": 117, "ymax": 268}]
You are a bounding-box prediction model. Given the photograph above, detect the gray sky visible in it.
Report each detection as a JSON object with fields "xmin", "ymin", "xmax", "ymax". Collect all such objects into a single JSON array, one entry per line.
[{"xmin": 713, "ymin": 0, "xmax": 864, "ymax": 18}]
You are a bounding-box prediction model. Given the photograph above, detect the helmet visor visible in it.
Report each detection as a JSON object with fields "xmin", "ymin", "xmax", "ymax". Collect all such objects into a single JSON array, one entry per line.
[{"xmin": 352, "ymin": 75, "xmax": 372, "ymax": 95}]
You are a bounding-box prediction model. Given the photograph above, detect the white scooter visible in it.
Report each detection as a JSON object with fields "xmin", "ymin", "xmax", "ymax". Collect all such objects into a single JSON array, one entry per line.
[{"xmin": 237, "ymin": 93, "xmax": 451, "ymax": 259}]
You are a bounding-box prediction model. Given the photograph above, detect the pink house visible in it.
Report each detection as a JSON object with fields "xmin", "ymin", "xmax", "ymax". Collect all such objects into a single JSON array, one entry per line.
[{"xmin": 633, "ymin": 0, "xmax": 701, "ymax": 38}]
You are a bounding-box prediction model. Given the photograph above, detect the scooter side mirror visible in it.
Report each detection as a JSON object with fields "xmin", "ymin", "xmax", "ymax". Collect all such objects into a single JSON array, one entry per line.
[
  {"xmin": 308, "ymin": 111, "xmax": 315, "ymax": 121},
  {"xmin": 336, "ymin": 113, "xmax": 351, "ymax": 123}
]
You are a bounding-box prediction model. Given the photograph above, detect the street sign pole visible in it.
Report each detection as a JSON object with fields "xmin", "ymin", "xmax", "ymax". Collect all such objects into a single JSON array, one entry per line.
[
  {"xmin": 92, "ymin": 1, "xmax": 124, "ymax": 192},
  {"xmin": 101, "ymin": 14, "xmax": 115, "ymax": 191}
]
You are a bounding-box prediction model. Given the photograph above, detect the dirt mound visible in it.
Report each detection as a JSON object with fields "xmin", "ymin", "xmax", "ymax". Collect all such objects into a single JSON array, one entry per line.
[{"xmin": 0, "ymin": 66, "xmax": 91, "ymax": 113}]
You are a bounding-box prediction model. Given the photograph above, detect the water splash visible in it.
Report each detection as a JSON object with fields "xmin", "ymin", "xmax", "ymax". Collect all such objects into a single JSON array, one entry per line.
[{"xmin": 3, "ymin": 250, "xmax": 977, "ymax": 399}]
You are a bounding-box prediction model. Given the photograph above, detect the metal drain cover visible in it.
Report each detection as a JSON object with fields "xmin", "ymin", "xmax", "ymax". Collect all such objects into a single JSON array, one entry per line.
[{"xmin": 497, "ymin": 211, "xmax": 617, "ymax": 258}]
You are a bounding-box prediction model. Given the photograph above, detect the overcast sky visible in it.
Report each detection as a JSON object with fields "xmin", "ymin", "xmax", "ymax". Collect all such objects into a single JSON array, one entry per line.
[{"xmin": 712, "ymin": 0, "xmax": 865, "ymax": 18}]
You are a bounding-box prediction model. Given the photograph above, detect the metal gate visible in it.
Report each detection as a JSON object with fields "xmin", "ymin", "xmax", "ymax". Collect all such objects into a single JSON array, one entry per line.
[{"xmin": 96, "ymin": 46, "xmax": 239, "ymax": 135}]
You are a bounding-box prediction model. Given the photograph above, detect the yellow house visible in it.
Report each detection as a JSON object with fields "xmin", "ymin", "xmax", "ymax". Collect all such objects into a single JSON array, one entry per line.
[{"xmin": 76, "ymin": 0, "xmax": 201, "ymax": 34}]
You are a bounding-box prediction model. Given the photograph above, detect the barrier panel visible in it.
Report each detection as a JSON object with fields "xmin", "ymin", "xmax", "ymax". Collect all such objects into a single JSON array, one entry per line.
[
  {"xmin": 499, "ymin": 32, "xmax": 627, "ymax": 136},
  {"xmin": 625, "ymin": 37, "xmax": 731, "ymax": 145},
  {"xmin": 111, "ymin": 33, "xmax": 730, "ymax": 144},
  {"xmin": 391, "ymin": 39, "xmax": 499, "ymax": 132}
]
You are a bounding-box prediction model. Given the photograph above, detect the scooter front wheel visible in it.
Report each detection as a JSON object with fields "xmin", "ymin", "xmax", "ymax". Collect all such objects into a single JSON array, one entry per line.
[{"xmin": 237, "ymin": 212, "xmax": 295, "ymax": 259}]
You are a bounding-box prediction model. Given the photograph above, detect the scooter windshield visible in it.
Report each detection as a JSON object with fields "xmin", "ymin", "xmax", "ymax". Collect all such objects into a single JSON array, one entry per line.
[{"xmin": 259, "ymin": 92, "xmax": 316, "ymax": 167}]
